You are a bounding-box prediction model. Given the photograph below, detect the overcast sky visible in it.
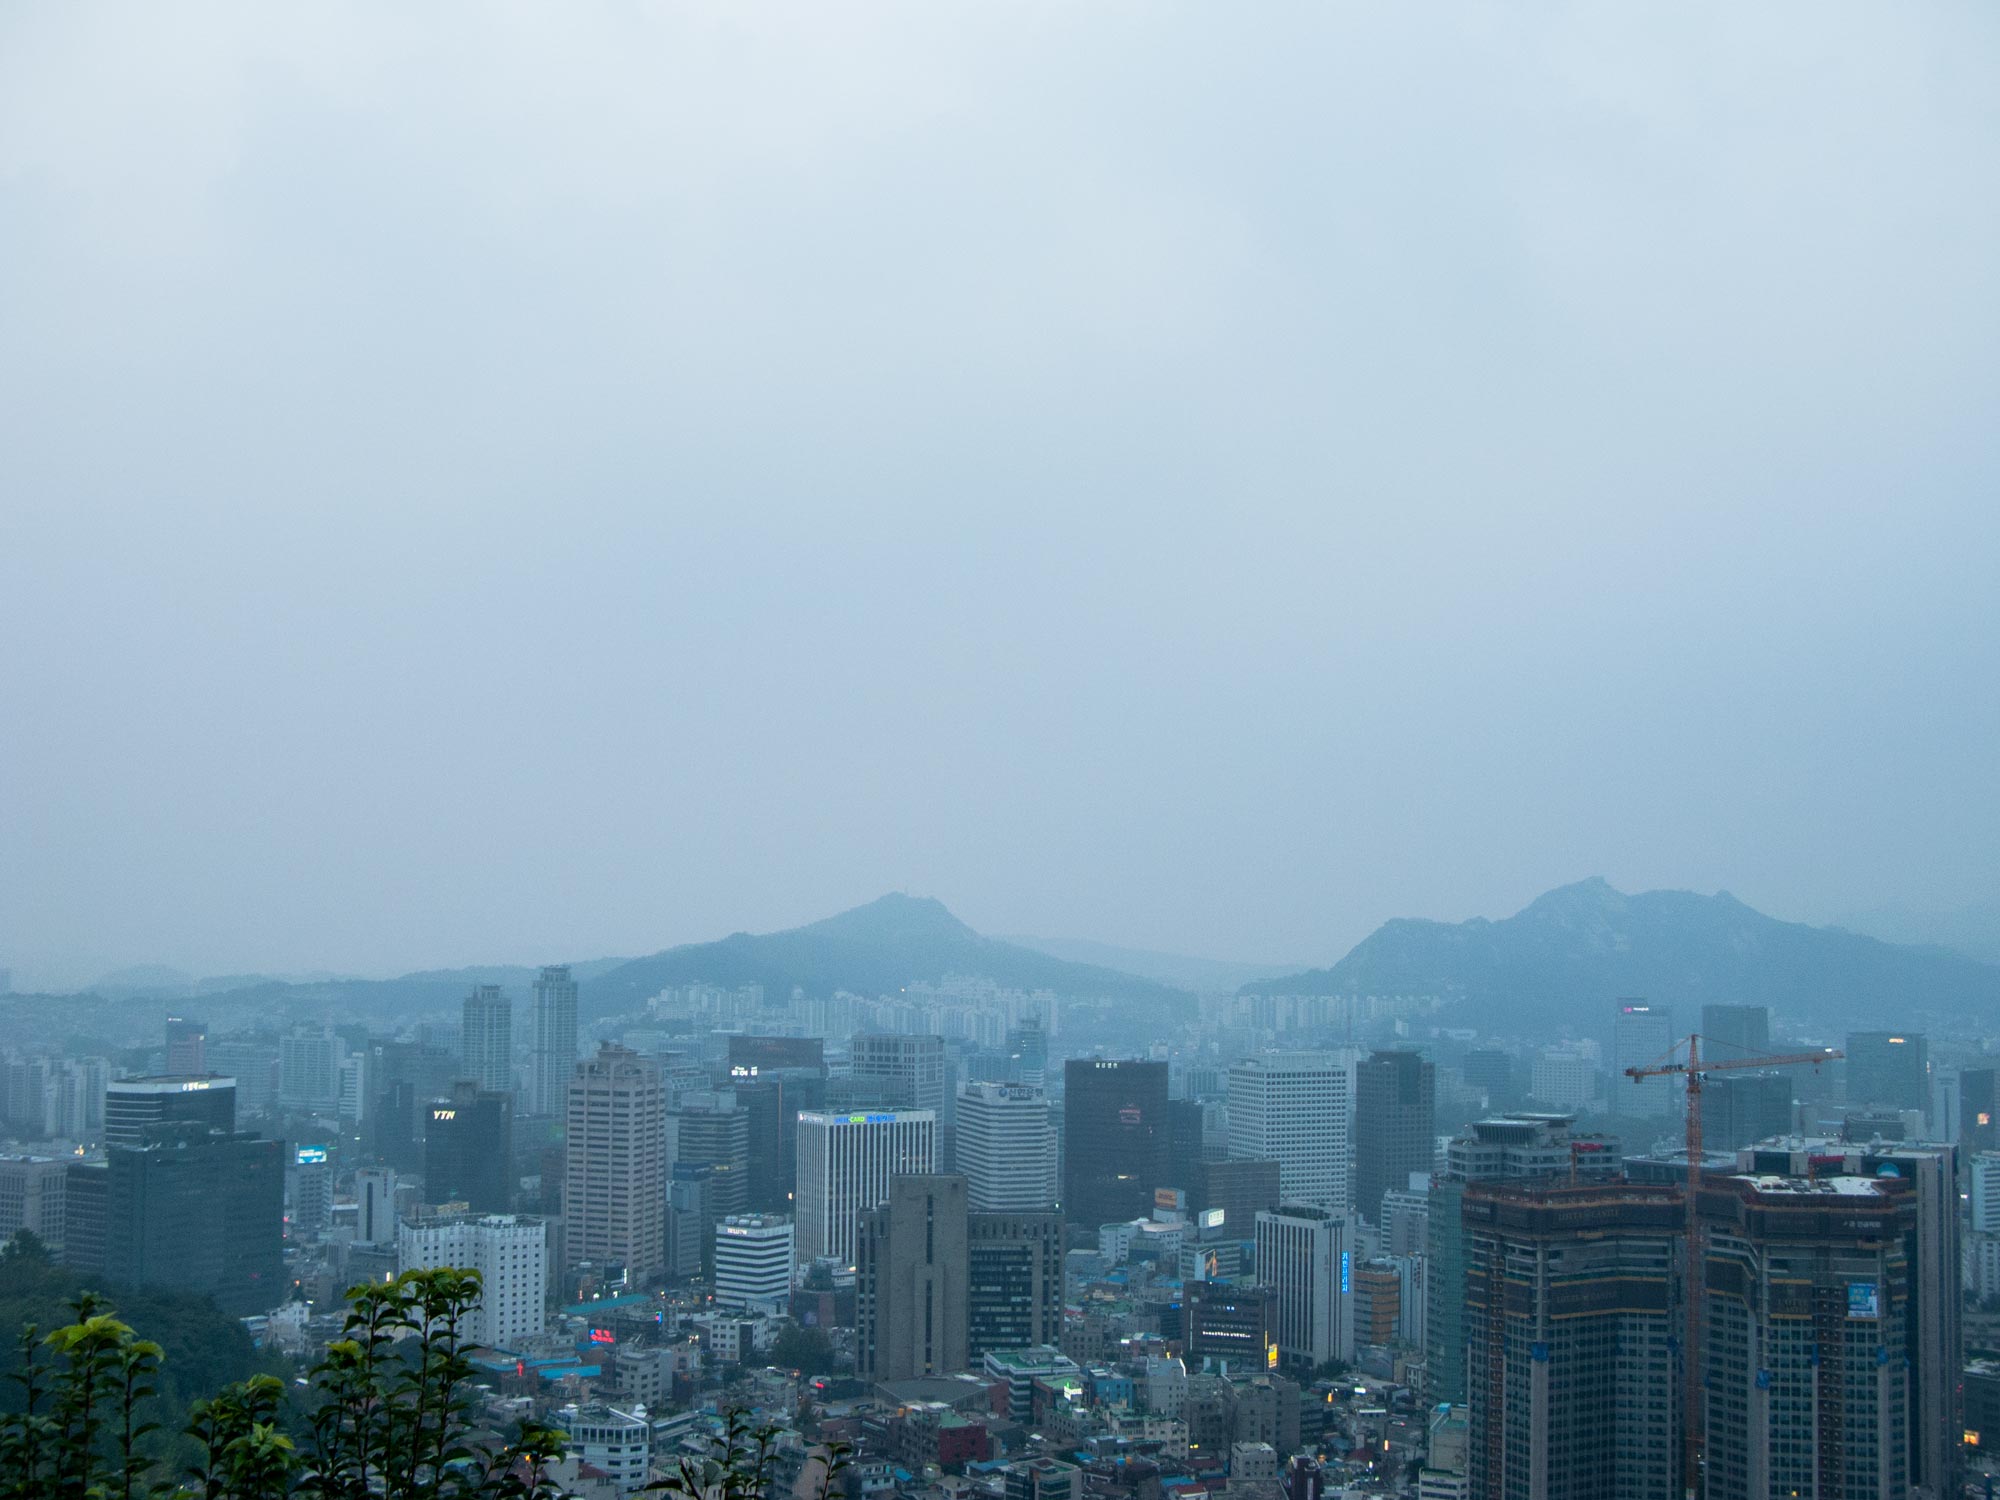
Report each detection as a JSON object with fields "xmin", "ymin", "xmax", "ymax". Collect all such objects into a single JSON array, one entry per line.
[{"xmin": 3, "ymin": 4, "xmax": 1996, "ymax": 988}]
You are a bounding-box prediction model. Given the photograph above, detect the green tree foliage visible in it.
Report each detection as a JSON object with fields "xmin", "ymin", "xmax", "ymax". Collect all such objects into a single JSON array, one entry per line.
[{"xmin": 768, "ymin": 1323, "xmax": 836, "ymax": 1378}]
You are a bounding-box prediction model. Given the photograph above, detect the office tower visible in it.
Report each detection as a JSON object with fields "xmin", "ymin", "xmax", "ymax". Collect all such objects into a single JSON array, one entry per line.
[
  {"xmin": 1975, "ymin": 1152, "xmax": 2000, "ymax": 1233},
  {"xmin": 1462, "ymin": 1179, "xmax": 1683, "ymax": 1500},
  {"xmin": 1612, "ymin": 1001, "xmax": 1675, "ymax": 1115},
  {"xmin": 1704, "ymin": 1070, "xmax": 1793, "ymax": 1150},
  {"xmin": 957, "ymin": 1083, "xmax": 1057, "ymax": 1211},
  {"xmin": 397, "ymin": 1213, "xmax": 548, "ymax": 1348},
  {"xmin": 461, "ymin": 985, "xmax": 514, "ymax": 1097},
  {"xmin": 1255, "ymin": 1204, "xmax": 1354, "ymax": 1370},
  {"xmin": 730, "ymin": 1073, "xmax": 812, "ymax": 1213},
  {"xmin": 1698, "ymin": 1003, "xmax": 1769, "ymax": 1059},
  {"xmin": 164, "ymin": 1016, "xmax": 207, "ymax": 1075},
  {"xmin": 1459, "ymin": 1049, "xmax": 1513, "ymax": 1107},
  {"xmin": 355, "ymin": 1166, "xmax": 398, "ymax": 1247},
  {"xmin": 727, "ymin": 1035, "xmax": 826, "ymax": 1072},
  {"xmin": 857, "ymin": 1174, "xmax": 971, "ymax": 1381},
  {"xmin": 1737, "ymin": 1137, "xmax": 1962, "ymax": 1498},
  {"xmin": 564, "ymin": 1046, "xmax": 668, "ymax": 1283},
  {"xmin": 1064, "ymin": 1059, "xmax": 1170, "ymax": 1228},
  {"xmin": 1699, "ymin": 1173, "xmax": 1914, "ymax": 1500},
  {"xmin": 1845, "ymin": 1030, "xmax": 1929, "ymax": 1115},
  {"xmin": 363, "ymin": 1038, "xmax": 456, "ymax": 1171},
  {"xmin": 0, "ymin": 1155, "xmax": 69, "ymax": 1253},
  {"xmin": 103, "ymin": 1075, "xmax": 236, "ymax": 1149},
  {"xmin": 1424, "ymin": 1113, "xmax": 1622, "ymax": 1406},
  {"xmin": 423, "ymin": 1081, "xmax": 514, "ymax": 1212},
  {"xmin": 795, "ymin": 1109, "xmax": 935, "ymax": 1265},
  {"xmin": 530, "ymin": 966, "xmax": 578, "ymax": 1117},
  {"xmin": 1008, "ymin": 1020, "xmax": 1049, "ymax": 1089},
  {"xmin": 851, "ymin": 1033, "xmax": 947, "ymax": 1112},
  {"xmin": 667, "ymin": 1162, "xmax": 714, "ymax": 1282},
  {"xmin": 289, "ymin": 1144, "xmax": 332, "ymax": 1239},
  {"xmin": 279, "ymin": 1029, "xmax": 343, "ymax": 1113},
  {"xmin": 1184, "ymin": 1280, "xmax": 1274, "ymax": 1371},
  {"xmin": 1353, "ymin": 1050, "xmax": 1434, "ymax": 1225},
  {"xmin": 99, "ymin": 1124, "xmax": 285, "ymax": 1317},
  {"xmin": 968, "ymin": 1210, "xmax": 1063, "ymax": 1357},
  {"xmin": 1963, "ymin": 1067, "xmax": 1999, "ymax": 1156},
  {"xmin": 1227, "ymin": 1054, "xmax": 1349, "ymax": 1213},
  {"xmin": 1187, "ymin": 1157, "xmax": 1282, "ymax": 1238},
  {"xmin": 1352, "ymin": 1262, "xmax": 1401, "ymax": 1346},
  {"xmin": 669, "ymin": 1100, "xmax": 750, "ymax": 1216},
  {"xmin": 713, "ymin": 1214, "xmax": 795, "ymax": 1312}
]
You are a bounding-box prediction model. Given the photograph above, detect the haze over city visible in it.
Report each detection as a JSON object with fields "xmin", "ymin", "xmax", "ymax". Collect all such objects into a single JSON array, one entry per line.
[{"xmin": 4, "ymin": 4, "xmax": 1997, "ymax": 990}]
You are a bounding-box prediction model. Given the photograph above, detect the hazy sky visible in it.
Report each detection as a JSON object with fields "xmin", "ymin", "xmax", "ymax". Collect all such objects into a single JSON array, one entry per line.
[{"xmin": 4, "ymin": 4, "xmax": 1997, "ymax": 988}]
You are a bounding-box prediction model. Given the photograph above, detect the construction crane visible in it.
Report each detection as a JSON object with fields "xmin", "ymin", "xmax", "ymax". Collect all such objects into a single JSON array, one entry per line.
[{"xmin": 1626, "ymin": 1034, "xmax": 1840, "ymax": 1499}]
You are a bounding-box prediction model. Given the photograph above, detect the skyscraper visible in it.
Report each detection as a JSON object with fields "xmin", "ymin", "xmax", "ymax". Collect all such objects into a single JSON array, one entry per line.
[
  {"xmin": 1227, "ymin": 1054, "xmax": 1349, "ymax": 1213},
  {"xmin": 564, "ymin": 1045, "xmax": 668, "ymax": 1283},
  {"xmin": 856, "ymin": 1174, "xmax": 970, "ymax": 1381},
  {"xmin": 1698, "ymin": 1003, "xmax": 1769, "ymax": 1059},
  {"xmin": 1964, "ymin": 1066, "xmax": 1999, "ymax": 1157},
  {"xmin": 461, "ymin": 984, "xmax": 514, "ymax": 1097},
  {"xmin": 1255, "ymin": 1204, "xmax": 1354, "ymax": 1370},
  {"xmin": 1703, "ymin": 1070, "xmax": 1793, "ymax": 1150},
  {"xmin": 1845, "ymin": 1031, "xmax": 1930, "ymax": 1116},
  {"xmin": 1424, "ymin": 1113, "xmax": 1622, "ymax": 1406},
  {"xmin": 713, "ymin": 1214, "xmax": 795, "ymax": 1313},
  {"xmin": 669, "ymin": 1099, "xmax": 750, "ymax": 1217},
  {"xmin": 1062, "ymin": 1059, "xmax": 1169, "ymax": 1228},
  {"xmin": 795, "ymin": 1109, "xmax": 936, "ymax": 1266},
  {"xmin": 850, "ymin": 1034, "xmax": 947, "ymax": 1112},
  {"xmin": 967, "ymin": 1209, "xmax": 1063, "ymax": 1358},
  {"xmin": 355, "ymin": 1166, "xmax": 398, "ymax": 1247},
  {"xmin": 530, "ymin": 965, "xmax": 578, "ymax": 1117},
  {"xmin": 103, "ymin": 1075, "xmax": 236, "ymax": 1149},
  {"xmin": 164, "ymin": 1016, "xmax": 207, "ymax": 1075},
  {"xmin": 957, "ymin": 1082, "xmax": 1057, "ymax": 1211},
  {"xmin": 1352, "ymin": 1050, "xmax": 1434, "ymax": 1225},
  {"xmin": 423, "ymin": 1081, "xmax": 514, "ymax": 1212},
  {"xmin": 98, "ymin": 1124, "xmax": 285, "ymax": 1317},
  {"xmin": 1612, "ymin": 1001, "xmax": 1675, "ymax": 1116},
  {"xmin": 1462, "ymin": 1179, "xmax": 1683, "ymax": 1500},
  {"xmin": 1699, "ymin": 1173, "xmax": 1915, "ymax": 1500}
]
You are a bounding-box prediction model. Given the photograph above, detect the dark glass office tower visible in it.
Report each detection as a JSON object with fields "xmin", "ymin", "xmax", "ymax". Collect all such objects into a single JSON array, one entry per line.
[
  {"xmin": 423, "ymin": 1081, "xmax": 514, "ymax": 1211},
  {"xmin": 1062, "ymin": 1058, "xmax": 1168, "ymax": 1228}
]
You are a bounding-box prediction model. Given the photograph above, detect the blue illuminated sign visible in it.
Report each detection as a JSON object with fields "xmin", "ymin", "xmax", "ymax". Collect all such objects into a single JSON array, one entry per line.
[{"xmin": 1340, "ymin": 1250, "xmax": 1350, "ymax": 1296}]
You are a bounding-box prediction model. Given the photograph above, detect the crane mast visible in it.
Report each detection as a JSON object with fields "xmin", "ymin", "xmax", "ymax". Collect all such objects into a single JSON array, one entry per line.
[{"xmin": 1624, "ymin": 1035, "xmax": 1839, "ymax": 1499}]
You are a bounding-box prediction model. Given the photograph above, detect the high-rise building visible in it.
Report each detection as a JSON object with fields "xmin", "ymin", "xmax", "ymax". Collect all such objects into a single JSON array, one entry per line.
[
  {"xmin": 727, "ymin": 1036, "xmax": 826, "ymax": 1073},
  {"xmin": 461, "ymin": 985, "xmax": 514, "ymax": 1097},
  {"xmin": 1227, "ymin": 1054, "xmax": 1350, "ymax": 1213},
  {"xmin": 1703, "ymin": 1070, "xmax": 1793, "ymax": 1151},
  {"xmin": 1737, "ymin": 1137, "xmax": 1962, "ymax": 1498},
  {"xmin": 1353, "ymin": 1050, "xmax": 1434, "ymax": 1225},
  {"xmin": 355, "ymin": 1166, "xmax": 398, "ymax": 1247},
  {"xmin": 1255, "ymin": 1204, "xmax": 1354, "ymax": 1370},
  {"xmin": 423, "ymin": 1081, "xmax": 514, "ymax": 1212},
  {"xmin": 1184, "ymin": 1280, "xmax": 1274, "ymax": 1372},
  {"xmin": 795, "ymin": 1109, "xmax": 935, "ymax": 1266},
  {"xmin": 1844, "ymin": 1031, "xmax": 1929, "ymax": 1116},
  {"xmin": 1612, "ymin": 1001, "xmax": 1675, "ymax": 1116},
  {"xmin": 713, "ymin": 1214, "xmax": 794, "ymax": 1312},
  {"xmin": 98, "ymin": 1124, "xmax": 285, "ymax": 1317},
  {"xmin": 667, "ymin": 1162, "xmax": 714, "ymax": 1282},
  {"xmin": 968, "ymin": 1210, "xmax": 1063, "ymax": 1358},
  {"xmin": 1424, "ymin": 1113, "xmax": 1622, "ymax": 1406},
  {"xmin": 670, "ymin": 1100, "xmax": 750, "ymax": 1217},
  {"xmin": 857, "ymin": 1174, "xmax": 970, "ymax": 1381},
  {"xmin": 103, "ymin": 1075, "xmax": 236, "ymax": 1150},
  {"xmin": 1698, "ymin": 1004, "xmax": 1769, "ymax": 1060},
  {"xmin": 1459, "ymin": 1049, "xmax": 1513, "ymax": 1108},
  {"xmin": 1189, "ymin": 1157, "xmax": 1281, "ymax": 1238},
  {"xmin": 850, "ymin": 1034, "xmax": 947, "ymax": 1113},
  {"xmin": 1963, "ymin": 1067, "xmax": 1999, "ymax": 1157},
  {"xmin": 957, "ymin": 1083, "xmax": 1057, "ymax": 1211},
  {"xmin": 560, "ymin": 1404, "xmax": 651, "ymax": 1496},
  {"xmin": 1008, "ymin": 1020, "xmax": 1048, "ymax": 1089},
  {"xmin": 289, "ymin": 1144, "xmax": 332, "ymax": 1240},
  {"xmin": 729, "ymin": 1071, "xmax": 819, "ymax": 1213},
  {"xmin": 1698, "ymin": 1173, "xmax": 1914, "ymax": 1500},
  {"xmin": 398, "ymin": 1213, "xmax": 548, "ymax": 1348},
  {"xmin": 564, "ymin": 1045, "xmax": 668, "ymax": 1283},
  {"xmin": 1462, "ymin": 1179, "xmax": 1683, "ymax": 1500},
  {"xmin": 1062, "ymin": 1059, "xmax": 1170, "ymax": 1229},
  {"xmin": 530, "ymin": 966, "xmax": 578, "ymax": 1117},
  {"xmin": 279, "ymin": 1029, "xmax": 343, "ymax": 1113},
  {"xmin": 164, "ymin": 1016, "xmax": 207, "ymax": 1075},
  {"xmin": 0, "ymin": 1154, "xmax": 69, "ymax": 1253}
]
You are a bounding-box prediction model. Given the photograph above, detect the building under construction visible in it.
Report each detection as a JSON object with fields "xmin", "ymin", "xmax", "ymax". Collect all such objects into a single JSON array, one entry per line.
[{"xmin": 1462, "ymin": 1179, "xmax": 1684, "ymax": 1500}]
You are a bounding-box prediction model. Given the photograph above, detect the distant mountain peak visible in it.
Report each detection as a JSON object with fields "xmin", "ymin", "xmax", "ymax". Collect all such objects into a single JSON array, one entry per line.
[{"xmin": 801, "ymin": 892, "xmax": 981, "ymax": 945}]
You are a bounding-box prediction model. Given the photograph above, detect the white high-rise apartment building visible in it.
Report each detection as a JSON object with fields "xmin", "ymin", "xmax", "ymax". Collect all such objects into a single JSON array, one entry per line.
[
  {"xmin": 956, "ymin": 1083, "xmax": 1057, "ymax": 1211},
  {"xmin": 531, "ymin": 966, "xmax": 579, "ymax": 1117},
  {"xmin": 795, "ymin": 1110, "xmax": 935, "ymax": 1266},
  {"xmin": 1228, "ymin": 1053, "xmax": 1351, "ymax": 1212},
  {"xmin": 714, "ymin": 1214, "xmax": 795, "ymax": 1312},
  {"xmin": 461, "ymin": 985, "xmax": 514, "ymax": 1096},
  {"xmin": 1255, "ymin": 1204, "xmax": 1355, "ymax": 1369},
  {"xmin": 565, "ymin": 1045, "xmax": 668, "ymax": 1282},
  {"xmin": 397, "ymin": 1214, "xmax": 548, "ymax": 1348}
]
